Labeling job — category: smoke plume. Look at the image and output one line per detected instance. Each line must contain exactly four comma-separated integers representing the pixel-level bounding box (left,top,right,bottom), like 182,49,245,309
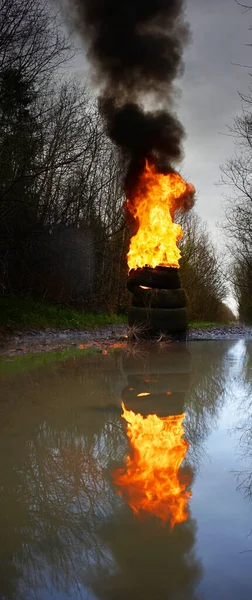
66,0,191,188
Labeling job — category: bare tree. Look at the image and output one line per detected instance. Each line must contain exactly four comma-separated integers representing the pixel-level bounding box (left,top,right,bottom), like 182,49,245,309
235,1,252,12
0,0,127,306
221,94,252,322
0,0,73,83
178,211,228,322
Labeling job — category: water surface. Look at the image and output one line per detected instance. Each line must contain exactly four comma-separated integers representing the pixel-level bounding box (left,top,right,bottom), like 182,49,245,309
0,340,252,600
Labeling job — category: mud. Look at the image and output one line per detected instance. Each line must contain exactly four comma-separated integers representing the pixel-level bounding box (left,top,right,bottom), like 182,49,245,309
0,323,252,357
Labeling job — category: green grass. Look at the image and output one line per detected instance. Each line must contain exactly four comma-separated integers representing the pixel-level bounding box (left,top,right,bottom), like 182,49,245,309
0,296,127,330
189,321,218,327
0,295,235,340
189,321,231,327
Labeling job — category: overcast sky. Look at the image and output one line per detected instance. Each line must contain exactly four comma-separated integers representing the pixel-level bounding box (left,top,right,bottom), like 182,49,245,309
178,0,251,248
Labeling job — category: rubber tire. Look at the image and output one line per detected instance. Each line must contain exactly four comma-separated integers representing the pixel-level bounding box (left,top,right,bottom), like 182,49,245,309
120,392,185,417
132,287,187,309
127,267,181,293
123,377,190,394
128,306,188,333
122,346,191,374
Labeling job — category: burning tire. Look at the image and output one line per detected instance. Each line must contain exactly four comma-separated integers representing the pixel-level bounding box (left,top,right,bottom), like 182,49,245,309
128,306,188,333
132,287,187,309
127,267,181,293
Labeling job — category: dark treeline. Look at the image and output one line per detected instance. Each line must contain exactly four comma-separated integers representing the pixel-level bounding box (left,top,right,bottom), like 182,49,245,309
179,212,231,323
0,0,233,322
0,0,128,312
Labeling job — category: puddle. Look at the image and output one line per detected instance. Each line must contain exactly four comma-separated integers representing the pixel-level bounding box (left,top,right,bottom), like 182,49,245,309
0,340,252,599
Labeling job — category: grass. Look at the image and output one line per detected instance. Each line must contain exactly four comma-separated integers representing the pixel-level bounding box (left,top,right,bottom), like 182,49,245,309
189,321,231,327
189,321,218,327
0,296,127,330
0,295,235,342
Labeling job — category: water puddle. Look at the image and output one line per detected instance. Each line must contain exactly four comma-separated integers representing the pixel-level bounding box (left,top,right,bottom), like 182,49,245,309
0,340,252,599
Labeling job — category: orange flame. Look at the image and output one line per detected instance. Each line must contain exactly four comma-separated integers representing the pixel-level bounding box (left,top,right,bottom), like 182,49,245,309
113,403,191,528
126,159,194,270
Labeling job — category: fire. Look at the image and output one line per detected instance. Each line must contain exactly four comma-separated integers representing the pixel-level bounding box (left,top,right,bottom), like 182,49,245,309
126,159,194,271
113,403,191,528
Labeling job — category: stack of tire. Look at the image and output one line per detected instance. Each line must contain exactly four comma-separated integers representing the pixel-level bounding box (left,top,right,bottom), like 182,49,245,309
127,266,188,338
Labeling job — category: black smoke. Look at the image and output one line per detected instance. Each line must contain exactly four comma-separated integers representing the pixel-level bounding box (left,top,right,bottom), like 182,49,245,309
67,0,191,184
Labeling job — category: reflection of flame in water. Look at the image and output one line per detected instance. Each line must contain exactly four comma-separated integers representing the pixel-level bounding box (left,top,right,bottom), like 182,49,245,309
113,403,191,528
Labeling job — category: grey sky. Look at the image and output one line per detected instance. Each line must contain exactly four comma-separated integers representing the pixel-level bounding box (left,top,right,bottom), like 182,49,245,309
178,0,251,248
